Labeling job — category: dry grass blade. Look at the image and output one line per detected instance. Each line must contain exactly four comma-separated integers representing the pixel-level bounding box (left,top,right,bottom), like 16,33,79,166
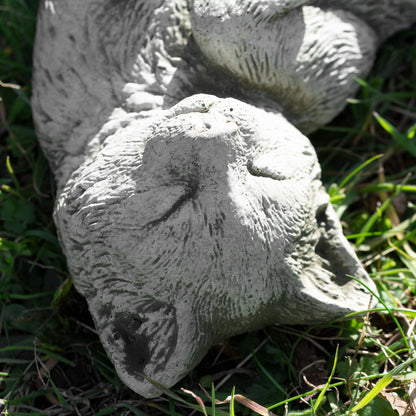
181,388,208,416
0,80,21,89
215,393,278,416
233,394,278,416
409,381,416,414
200,385,278,416
379,391,413,416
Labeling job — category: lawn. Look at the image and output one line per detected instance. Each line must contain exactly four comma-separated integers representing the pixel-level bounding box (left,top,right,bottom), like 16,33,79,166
1,1,416,415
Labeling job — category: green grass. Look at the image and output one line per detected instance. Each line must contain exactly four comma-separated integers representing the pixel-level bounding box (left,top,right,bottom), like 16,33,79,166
1,1,416,415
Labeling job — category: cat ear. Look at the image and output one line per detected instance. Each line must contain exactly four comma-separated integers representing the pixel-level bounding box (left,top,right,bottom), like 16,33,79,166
90,297,206,398
287,200,377,323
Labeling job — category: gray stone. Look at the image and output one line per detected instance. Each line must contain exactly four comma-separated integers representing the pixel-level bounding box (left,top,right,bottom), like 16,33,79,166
32,0,416,398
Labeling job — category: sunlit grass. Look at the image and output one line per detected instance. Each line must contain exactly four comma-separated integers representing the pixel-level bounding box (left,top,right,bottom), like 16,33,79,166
1,1,415,415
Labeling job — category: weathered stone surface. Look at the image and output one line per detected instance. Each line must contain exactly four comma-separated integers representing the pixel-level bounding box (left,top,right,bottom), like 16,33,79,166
32,0,416,398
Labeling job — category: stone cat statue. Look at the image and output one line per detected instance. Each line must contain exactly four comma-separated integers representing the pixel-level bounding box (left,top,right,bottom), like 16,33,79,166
32,0,416,397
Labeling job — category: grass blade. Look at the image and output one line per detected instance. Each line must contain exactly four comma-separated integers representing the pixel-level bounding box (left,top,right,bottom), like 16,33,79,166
338,154,383,190
43,374,70,409
352,357,416,412
230,387,236,416
211,383,216,416
312,345,338,415
347,275,410,351
116,402,153,416
351,373,393,412
355,192,399,247
252,353,287,395
374,112,416,157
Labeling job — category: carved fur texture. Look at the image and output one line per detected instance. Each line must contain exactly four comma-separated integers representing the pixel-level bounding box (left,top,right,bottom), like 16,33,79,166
32,0,416,397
